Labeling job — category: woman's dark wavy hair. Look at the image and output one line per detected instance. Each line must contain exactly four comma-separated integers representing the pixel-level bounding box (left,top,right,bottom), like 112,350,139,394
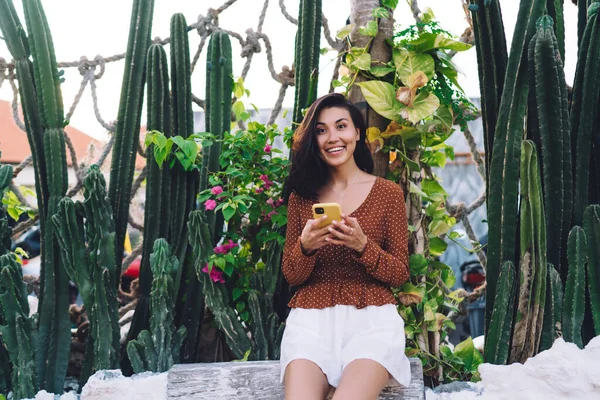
287,93,374,200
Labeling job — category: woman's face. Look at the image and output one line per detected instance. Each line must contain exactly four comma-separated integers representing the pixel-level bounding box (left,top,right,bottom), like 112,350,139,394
315,106,360,169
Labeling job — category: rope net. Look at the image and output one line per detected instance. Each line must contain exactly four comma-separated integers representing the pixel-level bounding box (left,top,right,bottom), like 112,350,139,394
0,0,486,275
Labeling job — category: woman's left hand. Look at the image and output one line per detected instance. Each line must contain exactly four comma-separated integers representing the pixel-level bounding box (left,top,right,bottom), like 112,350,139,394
326,214,367,254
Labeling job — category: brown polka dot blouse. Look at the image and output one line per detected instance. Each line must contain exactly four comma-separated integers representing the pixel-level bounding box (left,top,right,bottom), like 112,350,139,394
282,177,410,309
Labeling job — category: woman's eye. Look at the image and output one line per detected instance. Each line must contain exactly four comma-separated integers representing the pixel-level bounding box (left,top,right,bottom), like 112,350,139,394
316,128,326,134
337,124,346,130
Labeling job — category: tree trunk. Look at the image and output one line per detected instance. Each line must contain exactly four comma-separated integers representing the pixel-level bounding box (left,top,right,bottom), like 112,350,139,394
348,0,394,178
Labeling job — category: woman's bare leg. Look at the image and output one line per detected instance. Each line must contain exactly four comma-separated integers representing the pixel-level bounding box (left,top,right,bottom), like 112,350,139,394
331,359,390,400
284,359,331,400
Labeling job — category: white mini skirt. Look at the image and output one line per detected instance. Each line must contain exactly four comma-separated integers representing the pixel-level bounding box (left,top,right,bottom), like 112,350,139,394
279,304,411,388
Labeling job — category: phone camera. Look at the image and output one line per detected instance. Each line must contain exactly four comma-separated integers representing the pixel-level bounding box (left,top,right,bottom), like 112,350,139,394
315,207,324,214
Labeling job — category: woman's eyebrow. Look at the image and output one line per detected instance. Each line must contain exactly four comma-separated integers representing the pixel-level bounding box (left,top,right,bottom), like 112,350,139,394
316,118,349,125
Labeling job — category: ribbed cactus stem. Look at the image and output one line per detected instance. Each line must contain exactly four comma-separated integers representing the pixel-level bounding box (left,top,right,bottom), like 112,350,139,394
52,165,121,376
292,0,322,125
469,0,508,185
563,226,587,348
540,265,562,351
583,205,600,335
128,43,172,346
108,0,155,283
509,140,547,363
126,239,187,373
0,254,37,399
483,261,516,364
531,15,572,278
572,3,600,227
485,0,546,335
546,0,565,61
201,31,233,243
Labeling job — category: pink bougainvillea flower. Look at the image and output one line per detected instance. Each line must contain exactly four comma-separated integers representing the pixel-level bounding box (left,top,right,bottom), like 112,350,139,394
275,198,284,207
211,186,223,195
214,239,238,255
265,210,278,221
260,174,274,190
266,198,275,206
202,263,226,283
204,199,217,211
264,144,272,153
255,187,264,194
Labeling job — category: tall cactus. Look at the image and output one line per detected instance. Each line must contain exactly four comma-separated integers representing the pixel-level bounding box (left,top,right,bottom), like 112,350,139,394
292,0,322,125
563,226,587,348
578,0,594,46
539,265,563,351
483,261,516,365
169,13,204,362
201,32,233,243
530,15,572,279
0,164,12,394
51,165,121,377
469,0,508,186
108,0,155,282
510,140,547,363
485,0,546,335
0,254,37,400
583,205,600,335
571,3,600,227
546,0,565,61
127,239,187,373
127,43,172,351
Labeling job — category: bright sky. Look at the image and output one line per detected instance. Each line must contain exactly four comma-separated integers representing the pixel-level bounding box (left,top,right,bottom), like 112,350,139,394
0,0,580,141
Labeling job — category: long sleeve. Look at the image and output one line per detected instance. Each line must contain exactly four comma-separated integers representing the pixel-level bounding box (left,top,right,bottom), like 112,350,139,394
282,193,318,286
353,186,409,287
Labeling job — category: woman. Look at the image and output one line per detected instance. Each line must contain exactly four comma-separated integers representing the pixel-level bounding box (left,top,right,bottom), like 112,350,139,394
280,93,411,400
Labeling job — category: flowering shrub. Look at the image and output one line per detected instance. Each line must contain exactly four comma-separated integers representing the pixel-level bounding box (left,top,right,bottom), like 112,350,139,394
196,121,293,320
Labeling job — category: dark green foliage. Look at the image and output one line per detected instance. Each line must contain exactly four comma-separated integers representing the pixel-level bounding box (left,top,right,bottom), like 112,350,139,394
485,0,546,336
52,165,121,378
483,261,516,365
563,226,587,348
108,0,155,283
0,254,37,400
127,239,187,373
292,0,322,125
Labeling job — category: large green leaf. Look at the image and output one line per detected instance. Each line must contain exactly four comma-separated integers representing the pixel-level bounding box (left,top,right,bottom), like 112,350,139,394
409,32,473,52
357,81,404,120
400,91,440,124
393,48,435,85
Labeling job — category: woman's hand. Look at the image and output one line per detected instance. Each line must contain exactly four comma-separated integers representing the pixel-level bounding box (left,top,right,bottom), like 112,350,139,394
326,214,367,254
299,215,331,255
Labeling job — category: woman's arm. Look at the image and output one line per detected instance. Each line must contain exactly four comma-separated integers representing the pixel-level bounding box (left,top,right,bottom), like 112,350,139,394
281,193,319,286
354,187,409,287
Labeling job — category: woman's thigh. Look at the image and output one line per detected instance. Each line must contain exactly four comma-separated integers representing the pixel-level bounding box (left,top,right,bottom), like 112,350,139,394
284,359,331,400
332,358,390,400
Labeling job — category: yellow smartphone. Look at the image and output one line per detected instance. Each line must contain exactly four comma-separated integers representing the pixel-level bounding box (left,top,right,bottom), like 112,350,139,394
312,203,342,228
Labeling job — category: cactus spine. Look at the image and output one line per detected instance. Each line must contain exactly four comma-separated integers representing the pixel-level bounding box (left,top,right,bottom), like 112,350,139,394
0,254,37,400
583,205,600,335
108,0,155,282
469,0,508,185
127,239,186,373
485,0,546,335
201,32,233,242
484,261,516,364
540,265,563,351
509,140,547,363
292,0,322,125
563,226,587,348
571,3,600,227
530,15,572,278
51,165,121,377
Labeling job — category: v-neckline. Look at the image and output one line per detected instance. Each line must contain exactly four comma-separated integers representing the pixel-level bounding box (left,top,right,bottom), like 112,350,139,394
314,176,379,217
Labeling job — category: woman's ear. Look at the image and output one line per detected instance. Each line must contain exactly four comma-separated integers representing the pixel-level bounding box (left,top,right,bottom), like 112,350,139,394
356,129,360,141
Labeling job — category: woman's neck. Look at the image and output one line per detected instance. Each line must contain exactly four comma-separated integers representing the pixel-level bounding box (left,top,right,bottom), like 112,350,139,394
328,162,362,186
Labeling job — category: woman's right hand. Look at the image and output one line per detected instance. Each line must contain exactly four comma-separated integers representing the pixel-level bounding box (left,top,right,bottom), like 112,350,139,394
299,215,331,255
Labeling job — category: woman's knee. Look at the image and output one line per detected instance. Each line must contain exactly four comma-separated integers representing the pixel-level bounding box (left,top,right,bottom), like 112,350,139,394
284,359,330,399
